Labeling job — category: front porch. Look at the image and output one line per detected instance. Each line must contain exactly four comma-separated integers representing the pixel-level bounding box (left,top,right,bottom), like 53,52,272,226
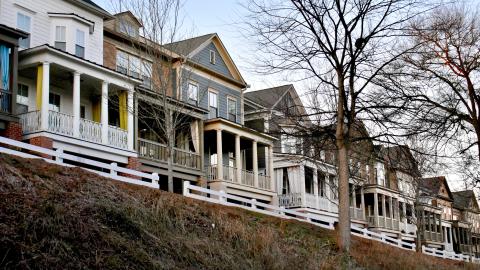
204,118,276,202
364,185,401,232
17,46,140,162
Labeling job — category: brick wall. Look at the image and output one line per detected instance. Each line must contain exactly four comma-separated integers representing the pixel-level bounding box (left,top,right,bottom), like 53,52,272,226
0,122,22,140
120,156,141,179
29,136,53,159
103,41,117,70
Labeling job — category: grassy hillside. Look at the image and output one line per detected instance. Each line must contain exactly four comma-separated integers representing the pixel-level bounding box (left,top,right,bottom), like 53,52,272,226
0,154,477,270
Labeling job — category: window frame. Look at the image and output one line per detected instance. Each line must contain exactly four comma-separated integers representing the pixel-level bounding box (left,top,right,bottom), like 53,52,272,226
227,96,237,122
17,12,31,49
208,89,218,118
75,29,85,58
187,81,199,104
48,92,61,112
54,26,66,51
209,50,216,64
116,50,129,75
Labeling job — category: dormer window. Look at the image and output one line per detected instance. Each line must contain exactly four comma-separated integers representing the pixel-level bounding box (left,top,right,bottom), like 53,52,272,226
119,19,138,37
55,26,66,51
209,50,216,64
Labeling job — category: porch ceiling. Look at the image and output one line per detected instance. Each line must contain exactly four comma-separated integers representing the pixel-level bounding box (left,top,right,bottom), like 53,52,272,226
204,118,276,146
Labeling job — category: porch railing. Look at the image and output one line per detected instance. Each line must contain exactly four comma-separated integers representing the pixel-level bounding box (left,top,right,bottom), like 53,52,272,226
258,174,271,190
368,216,400,231
19,110,129,150
205,165,271,190
19,110,40,134
48,111,74,136
108,125,128,149
138,138,201,170
278,193,339,213
0,89,12,114
79,118,102,143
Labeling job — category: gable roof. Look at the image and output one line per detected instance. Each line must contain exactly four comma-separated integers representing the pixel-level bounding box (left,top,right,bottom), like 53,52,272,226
452,190,479,211
113,11,143,27
165,33,247,87
420,176,454,201
379,145,420,177
245,85,292,109
165,33,215,56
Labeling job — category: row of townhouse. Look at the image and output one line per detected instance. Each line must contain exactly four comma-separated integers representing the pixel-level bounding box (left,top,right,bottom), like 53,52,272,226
244,84,480,257
0,0,478,258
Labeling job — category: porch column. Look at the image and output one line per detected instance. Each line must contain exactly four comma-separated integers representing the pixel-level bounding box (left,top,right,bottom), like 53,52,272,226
216,129,223,180
313,168,319,209
360,186,365,220
268,146,274,191
252,140,258,187
389,196,393,219
72,72,81,137
40,62,50,130
374,192,379,226
127,89,134,150
235,134,241,183
101,81,109,144
382,194,387,225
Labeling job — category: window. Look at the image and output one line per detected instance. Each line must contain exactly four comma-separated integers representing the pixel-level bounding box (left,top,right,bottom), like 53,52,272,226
116,51,128,74
16,83,28,114
208,91,218,118
318,172,326,197
49,93,60,112
329,174,337,199
55,26,66,51
80,105,86,119
209,50,216,64
75,29,85,58
227,97,236,122
129,55,141,79
119,19,138,37
282,168,289,195
142,61,152,88
187,82,198,104
17,13,31,48
281,134,296,154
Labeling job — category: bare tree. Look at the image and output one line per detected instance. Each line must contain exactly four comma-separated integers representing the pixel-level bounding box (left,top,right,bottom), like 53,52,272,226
108,0,205,192
385,6,480,160
245,0,428,252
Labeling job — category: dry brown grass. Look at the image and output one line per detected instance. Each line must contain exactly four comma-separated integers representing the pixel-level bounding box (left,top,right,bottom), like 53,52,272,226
0,154,478,270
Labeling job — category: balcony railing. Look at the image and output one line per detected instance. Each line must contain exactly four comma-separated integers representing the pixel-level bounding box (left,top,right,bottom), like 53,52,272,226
423,230,442,243
368,216,400,231
0,89,12,114
205,165,272,190
19,110,129,150
278,193,341,214
400,222,417,235
138,138,201,170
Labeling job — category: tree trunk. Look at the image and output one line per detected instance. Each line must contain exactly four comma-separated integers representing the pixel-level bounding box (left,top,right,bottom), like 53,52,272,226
166,109,174,192
336,73,351,253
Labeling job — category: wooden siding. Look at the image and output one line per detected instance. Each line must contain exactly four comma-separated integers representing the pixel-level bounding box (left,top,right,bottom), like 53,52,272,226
191,42,234,79
181,70,242,124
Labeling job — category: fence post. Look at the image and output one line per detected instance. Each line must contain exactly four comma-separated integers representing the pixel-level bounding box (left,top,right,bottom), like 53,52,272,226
55,148,63,164
183,180,190,196
110,162,117,176
152,173,159,189
251,199,257,209
306,213,312,222
219,190,226,204
279,206,285,216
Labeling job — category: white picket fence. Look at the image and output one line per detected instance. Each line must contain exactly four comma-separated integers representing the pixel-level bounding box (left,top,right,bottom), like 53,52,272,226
0,135,477,264
0,136,159,189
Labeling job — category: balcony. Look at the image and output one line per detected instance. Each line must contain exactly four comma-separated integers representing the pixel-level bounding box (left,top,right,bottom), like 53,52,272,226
205,165,272,191
138,138,201,170
278,193,340,213
19,110,128,150
0,89,12,114
422,230,442,243
399,222,417,235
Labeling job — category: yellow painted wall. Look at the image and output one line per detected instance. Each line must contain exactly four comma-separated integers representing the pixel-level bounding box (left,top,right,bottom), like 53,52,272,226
119,91,127,130
36,65,43,109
